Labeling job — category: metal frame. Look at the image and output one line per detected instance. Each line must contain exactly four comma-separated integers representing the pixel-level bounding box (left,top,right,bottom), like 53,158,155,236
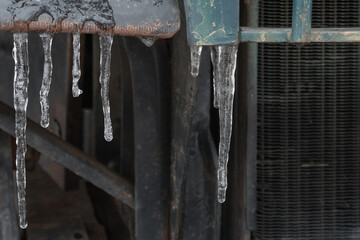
0,101,135,209
186,0,360,45
242,0,360,237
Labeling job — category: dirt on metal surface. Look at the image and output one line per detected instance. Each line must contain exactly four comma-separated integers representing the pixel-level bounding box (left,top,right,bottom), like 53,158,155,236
0,0,180,37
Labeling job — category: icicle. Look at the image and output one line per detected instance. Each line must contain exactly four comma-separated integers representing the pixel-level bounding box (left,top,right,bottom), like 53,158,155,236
190,45,202,77
99,33,114,142
72,32,83,97
138,36,157,47
39,32,54,128
211,47,221,109
210,45,238,203
12,32,29,229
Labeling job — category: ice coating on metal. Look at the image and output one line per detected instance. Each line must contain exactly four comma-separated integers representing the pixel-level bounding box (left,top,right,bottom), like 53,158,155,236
138,36,157,47
72,32,82,97
210,45,238,203
190,45,202,77
39,32,54,128
99,33,113,142
7,0,115,29
12,32,29,229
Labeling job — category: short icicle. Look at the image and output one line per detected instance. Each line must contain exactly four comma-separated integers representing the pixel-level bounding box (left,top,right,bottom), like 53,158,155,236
99,33,114,142
12,32,30,229
72,32,83,97
210,45,238,203
138,36,157,47
190,45,202,77
39,32,54,128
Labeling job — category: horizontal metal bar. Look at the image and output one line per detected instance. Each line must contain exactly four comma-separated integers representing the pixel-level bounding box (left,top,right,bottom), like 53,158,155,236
0,0,180,37
239,27,360,43
0,101,135,209
0,20,179,38
291,0,312,42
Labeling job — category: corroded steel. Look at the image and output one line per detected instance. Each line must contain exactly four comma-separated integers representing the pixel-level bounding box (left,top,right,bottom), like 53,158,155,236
291,0,312,42
0,0,180,38
183,0,239,45
240,27,360,43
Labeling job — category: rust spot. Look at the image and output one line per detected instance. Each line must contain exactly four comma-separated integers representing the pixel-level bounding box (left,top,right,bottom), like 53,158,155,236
0,18,180,38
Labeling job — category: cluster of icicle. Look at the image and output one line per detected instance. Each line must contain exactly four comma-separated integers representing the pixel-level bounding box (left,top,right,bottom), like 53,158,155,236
12,31,117,229
190,44,238,203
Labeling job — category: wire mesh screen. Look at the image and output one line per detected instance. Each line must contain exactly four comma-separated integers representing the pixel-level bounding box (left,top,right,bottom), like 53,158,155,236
255,1,360,239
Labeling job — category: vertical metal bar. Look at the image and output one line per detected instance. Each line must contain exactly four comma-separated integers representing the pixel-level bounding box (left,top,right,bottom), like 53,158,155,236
291,0,313,42
123,38,171,240
245,0,259,232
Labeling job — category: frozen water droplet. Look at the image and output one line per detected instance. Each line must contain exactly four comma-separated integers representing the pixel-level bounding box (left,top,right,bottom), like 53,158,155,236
190,45,202,77
210,45,238,203
72,33,83,97
39,32,54,128
12,32,29,229
99,33,113,142
138,37,157,47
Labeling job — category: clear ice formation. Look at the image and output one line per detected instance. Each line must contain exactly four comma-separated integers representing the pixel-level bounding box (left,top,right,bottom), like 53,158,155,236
99,34,114,142
72,33,82,97
190,45,202,77
138,36,158,47
39,32,54,128
210,45,238,203
12,32,29,229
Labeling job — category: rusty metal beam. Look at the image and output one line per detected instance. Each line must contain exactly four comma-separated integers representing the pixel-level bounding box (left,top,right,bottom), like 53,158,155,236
0,0,180,38
0,101,135,209
239,27,360,43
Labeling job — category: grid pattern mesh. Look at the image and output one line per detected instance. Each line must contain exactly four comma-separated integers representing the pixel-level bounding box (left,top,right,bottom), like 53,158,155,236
255,1,360,239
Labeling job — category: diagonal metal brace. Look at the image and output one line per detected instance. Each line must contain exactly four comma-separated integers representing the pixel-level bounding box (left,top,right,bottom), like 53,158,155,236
0,101,135,209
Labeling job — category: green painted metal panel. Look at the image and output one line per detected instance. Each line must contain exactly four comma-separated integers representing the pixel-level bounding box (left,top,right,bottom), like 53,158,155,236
184,0,239,45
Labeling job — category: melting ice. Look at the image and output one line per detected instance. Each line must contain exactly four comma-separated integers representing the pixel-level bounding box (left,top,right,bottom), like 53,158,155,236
138,36,157,47
12,32,29,229
39,32,54,128
99,34,114,142
210,45,238,203
72,33,82,97
190,45,202,77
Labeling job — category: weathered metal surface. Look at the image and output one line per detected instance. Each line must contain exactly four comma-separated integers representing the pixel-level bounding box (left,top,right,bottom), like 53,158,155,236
0,131,20,240
28,220,90,240
183,0,239,45
26,167,106,239
0,101,135,209
123,37,171,240
170,3,221,239
239,27,360,42
291,0,312,42
244,0,258,232
0,0,180,37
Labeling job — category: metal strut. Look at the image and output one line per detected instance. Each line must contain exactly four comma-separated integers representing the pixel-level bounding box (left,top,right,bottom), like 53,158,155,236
0,101,135,209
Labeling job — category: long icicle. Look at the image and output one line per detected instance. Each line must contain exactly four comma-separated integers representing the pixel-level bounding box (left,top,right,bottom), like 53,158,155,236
190,45,202,77
72,32,83,97
99,33,114,142
12,32,29,229
210,45,238,203
39,32,54,128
